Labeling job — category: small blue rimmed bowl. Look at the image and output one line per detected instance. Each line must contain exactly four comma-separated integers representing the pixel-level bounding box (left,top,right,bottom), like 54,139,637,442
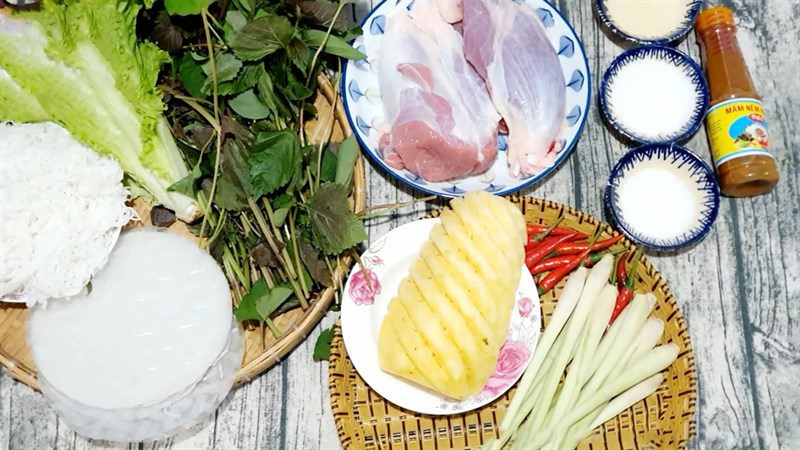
600,45,709,144
605,144,719,251
595,0,703,45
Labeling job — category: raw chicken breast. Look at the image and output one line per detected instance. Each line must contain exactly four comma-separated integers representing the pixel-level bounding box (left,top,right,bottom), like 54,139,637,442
463,0,566,177
378,2,500,182
436,0,463,23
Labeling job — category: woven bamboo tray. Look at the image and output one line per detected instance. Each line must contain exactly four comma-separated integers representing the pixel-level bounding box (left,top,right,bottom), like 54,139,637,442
0,74,366,390
329,195,697,450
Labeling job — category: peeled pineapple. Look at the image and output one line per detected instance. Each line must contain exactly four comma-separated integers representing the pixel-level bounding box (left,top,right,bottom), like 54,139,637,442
378,192,526,399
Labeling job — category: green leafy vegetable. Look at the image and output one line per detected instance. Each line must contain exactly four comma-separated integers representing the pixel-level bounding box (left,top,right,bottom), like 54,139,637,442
231,15,295,61
0,0,200,220
320,146,338,182
249,131,302,196
313,327,334,361
256,284,293,319
299,240,332,286
165,0,213,16
234,280,267,322
202,53,242,92
213,140,253,211
303,29,367,60
230,89,270,120
215,64,262,96
335,134,359,186
136,0,369,344
178,54,208,98
235,279,293,323
223,10,247,42
168,165,202,196
284,70,314,100
307,183,368,255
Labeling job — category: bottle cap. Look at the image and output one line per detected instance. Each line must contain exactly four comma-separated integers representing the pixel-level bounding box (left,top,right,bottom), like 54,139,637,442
695,6,735,33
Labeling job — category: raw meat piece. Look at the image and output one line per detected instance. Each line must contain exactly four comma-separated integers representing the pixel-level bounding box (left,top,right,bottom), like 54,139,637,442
436,0,463,23
378,2,500,182
463,0,567,177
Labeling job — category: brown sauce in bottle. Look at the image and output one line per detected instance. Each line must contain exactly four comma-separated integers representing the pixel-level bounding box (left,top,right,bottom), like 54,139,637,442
695,7,779,197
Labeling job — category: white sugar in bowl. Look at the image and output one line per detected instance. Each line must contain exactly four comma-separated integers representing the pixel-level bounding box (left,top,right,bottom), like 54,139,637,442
605,144,720,250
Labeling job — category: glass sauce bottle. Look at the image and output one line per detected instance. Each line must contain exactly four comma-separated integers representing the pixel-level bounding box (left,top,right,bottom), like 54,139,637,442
695,7,779,197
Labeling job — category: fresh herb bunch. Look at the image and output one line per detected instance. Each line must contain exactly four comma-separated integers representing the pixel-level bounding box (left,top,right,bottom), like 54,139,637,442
142,0,367,339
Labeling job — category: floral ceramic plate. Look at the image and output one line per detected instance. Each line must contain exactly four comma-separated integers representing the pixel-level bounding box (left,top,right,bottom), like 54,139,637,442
341,0,590,197
340,219,540,415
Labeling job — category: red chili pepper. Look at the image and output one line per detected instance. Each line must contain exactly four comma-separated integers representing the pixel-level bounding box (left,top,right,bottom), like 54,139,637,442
525,233,578,268
527,216,565,243
615,251,630,290
553,235,624,255
537,228,601,294
608,248,643,326
529,249,624,274
526,224,588,240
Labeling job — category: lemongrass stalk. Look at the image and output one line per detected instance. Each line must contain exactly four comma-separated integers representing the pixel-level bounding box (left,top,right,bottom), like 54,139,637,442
505,326,571,448
545,375,664,450
496,267,589,445
609,317,664,382
575,284,618,386
579,300,629,385
526,342,677,450
523,256,616,433
563,344,678,428
511,307,587,445
577,293,656,403
590,373,664,429
544,284,618,429
558,405,605,450
628,318,665,365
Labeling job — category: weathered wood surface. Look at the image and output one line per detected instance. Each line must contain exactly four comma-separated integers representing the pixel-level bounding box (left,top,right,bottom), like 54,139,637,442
1,0,798,449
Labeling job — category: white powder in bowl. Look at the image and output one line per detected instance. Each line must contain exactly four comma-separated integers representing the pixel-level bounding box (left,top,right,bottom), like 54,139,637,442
605,0,692,39
617,167,700,240
606,57,698,141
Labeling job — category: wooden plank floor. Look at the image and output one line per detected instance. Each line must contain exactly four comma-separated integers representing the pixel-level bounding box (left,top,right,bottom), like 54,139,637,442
1,0,798,448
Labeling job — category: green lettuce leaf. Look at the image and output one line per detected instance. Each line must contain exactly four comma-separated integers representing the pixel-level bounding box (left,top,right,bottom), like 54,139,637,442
0,0,199,220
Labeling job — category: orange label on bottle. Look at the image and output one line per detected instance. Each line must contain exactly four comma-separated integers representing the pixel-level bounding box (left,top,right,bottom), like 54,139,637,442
706,99,773,167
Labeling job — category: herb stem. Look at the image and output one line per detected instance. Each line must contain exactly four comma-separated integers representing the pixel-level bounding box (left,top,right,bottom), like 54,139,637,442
265,318,281,338
223,245,247,286
164,88,220,131
358,195,437,219
247,197,306,303
206,208,228,247
350,248,373,292
298,0,348,146
305,166,315,195
313,98,337,190
198,8,223,242
261,268,277,289
182,43,228,50
261,198,285,245
288,210,310,307
248,198,292,275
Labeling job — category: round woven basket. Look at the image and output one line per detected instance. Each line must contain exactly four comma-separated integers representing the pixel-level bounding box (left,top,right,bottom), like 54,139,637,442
0,74,366,390
328,195,697,450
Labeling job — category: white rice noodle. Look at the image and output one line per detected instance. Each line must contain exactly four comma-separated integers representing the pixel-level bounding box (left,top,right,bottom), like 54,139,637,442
0,121,135,304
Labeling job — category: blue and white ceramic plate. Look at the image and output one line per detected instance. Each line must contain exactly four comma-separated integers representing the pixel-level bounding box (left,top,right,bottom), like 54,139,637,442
342,0,590,197
605,144,719,251
600,45,709,144
595,0,703,44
